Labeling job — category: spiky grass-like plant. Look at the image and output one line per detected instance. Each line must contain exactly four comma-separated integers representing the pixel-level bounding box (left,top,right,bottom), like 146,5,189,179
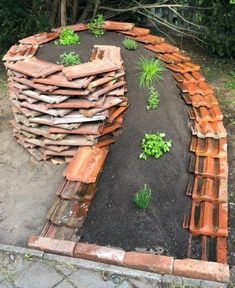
137,57,164,88
122,38,138,50
58,52,81,67
133,184,151,210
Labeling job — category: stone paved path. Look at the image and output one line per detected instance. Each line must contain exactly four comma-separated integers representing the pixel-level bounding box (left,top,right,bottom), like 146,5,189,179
0,244,228,288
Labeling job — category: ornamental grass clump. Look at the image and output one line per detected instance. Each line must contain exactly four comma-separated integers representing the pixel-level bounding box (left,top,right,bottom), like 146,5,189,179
146,87,159,110
137,57,164,88
58,52,81,67
88,14,105,37
140,133,172,160
122,38,138,50
55,28,80,45
133,184,151,210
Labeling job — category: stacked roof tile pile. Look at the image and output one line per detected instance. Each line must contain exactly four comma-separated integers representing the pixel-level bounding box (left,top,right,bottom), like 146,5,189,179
4,42,128,163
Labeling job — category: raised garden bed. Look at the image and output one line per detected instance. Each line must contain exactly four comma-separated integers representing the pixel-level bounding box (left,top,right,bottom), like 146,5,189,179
2,20,229,284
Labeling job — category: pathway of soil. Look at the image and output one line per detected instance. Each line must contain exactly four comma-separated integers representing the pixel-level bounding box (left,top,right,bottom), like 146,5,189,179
37,31,191,259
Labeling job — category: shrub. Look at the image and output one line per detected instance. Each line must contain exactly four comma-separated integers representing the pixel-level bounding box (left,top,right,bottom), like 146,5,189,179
88,14,105,37
133,184,151,210
146,87,159,110
137,57,164,88
140,133,172,160
55,28,80,45
122,38,138,50
58,52,81,66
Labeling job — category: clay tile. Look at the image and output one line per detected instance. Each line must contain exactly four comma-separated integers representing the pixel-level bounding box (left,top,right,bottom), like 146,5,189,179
64,147,109,183
19,32,59,45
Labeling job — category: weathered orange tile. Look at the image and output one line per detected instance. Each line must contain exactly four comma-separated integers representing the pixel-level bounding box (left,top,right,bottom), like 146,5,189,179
64,147,108,183
13,76,58,92
95,138,116,148
5,57,62,78
167,62,200,73
188,106,223,122
19,32,59,45
190,155,228,178
156,52,191,64
145,43,178,53
191,121,227,139
52,23,88,33
173,72,204,84
124,252,173,274
135,35,165,45
182,93,218,108
189,201,228,237
120,27,150,37
2,44,38,62
62,59,119,80
74,243,125,265
103,21,134,31
217,237,227,264
187,175,227,203
178,81,212,95
173,259,229,282
190,136,227,158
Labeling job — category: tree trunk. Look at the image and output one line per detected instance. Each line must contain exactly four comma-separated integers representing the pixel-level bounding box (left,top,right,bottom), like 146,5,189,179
51,0,60,27
92,0,100,19
72,0,78,23
80,0,93,21
61,0,67,26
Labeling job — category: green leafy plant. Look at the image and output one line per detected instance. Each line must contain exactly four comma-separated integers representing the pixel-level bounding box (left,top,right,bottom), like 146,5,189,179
55,28,80,45
88,14,105,37
122,38,137,50
133,184,151,210
146,87,159,110
140,133,172,160
137,57,164,88
58,52,81,66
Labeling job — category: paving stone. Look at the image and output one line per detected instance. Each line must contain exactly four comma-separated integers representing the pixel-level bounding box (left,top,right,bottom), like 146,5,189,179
69,269,117,288
14,261,63,288
55,279,75,288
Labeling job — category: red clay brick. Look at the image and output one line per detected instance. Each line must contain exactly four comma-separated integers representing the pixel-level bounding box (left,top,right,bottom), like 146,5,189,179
123,252,173,274
74,243,125,265
173,259,230,282
217,237,228,264
28,236,76,256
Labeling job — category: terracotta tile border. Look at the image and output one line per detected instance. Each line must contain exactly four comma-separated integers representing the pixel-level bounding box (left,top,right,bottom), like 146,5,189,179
3,20,229,283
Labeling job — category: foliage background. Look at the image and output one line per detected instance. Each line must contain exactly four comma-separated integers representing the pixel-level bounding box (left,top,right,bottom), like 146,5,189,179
0,0,234,57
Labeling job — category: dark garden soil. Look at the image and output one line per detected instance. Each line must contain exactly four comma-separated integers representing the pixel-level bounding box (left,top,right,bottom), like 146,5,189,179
37,31,192,259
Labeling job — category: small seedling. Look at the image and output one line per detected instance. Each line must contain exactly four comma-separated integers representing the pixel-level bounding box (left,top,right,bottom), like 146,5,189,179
55,28,80,45
146,87,159,110
137,57,164,88
58,52,81,66
122,38,137,50
133,184,151,210
140,133,172,160
88,14,105,37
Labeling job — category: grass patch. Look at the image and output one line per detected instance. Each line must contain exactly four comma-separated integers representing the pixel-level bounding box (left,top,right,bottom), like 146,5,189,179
146,87,159,110
122,38,137,50
133,184,151,210
55,28,80,46
140,133,172,160
88,14,105,37
137,57,164,88
58,52,81,67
